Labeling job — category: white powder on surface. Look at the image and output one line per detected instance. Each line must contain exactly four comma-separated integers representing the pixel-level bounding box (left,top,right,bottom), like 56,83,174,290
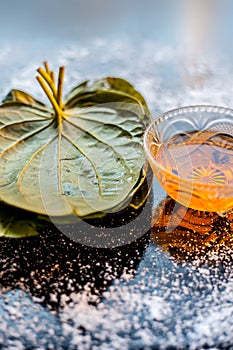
0,38,233,350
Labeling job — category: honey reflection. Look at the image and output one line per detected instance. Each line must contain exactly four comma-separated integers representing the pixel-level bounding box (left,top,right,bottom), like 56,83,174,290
151,197,233,261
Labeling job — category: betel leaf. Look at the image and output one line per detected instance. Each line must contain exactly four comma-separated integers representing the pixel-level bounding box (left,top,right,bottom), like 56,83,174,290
65,77,151,126
0,202,48,238
3,89,47,109
0,62,152,219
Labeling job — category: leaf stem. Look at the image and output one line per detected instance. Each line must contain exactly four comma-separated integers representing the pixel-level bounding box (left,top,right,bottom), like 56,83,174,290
36,76,62,118
37,67,57,98
43,62,56,85
57,66,65,110
36,63,65,129
51,71,56,86
44,61,51,75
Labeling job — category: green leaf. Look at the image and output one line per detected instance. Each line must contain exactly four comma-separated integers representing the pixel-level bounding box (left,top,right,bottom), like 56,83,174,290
65,77,151,126
0,202,48,238
0,66,152,219
2,89,47,109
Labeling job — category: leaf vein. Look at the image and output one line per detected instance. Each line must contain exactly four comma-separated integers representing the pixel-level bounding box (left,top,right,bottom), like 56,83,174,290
69,114,133,137
62,132,103,196
17,134,58,194
65,118,131,171
0,118,51,131
0,119,55,158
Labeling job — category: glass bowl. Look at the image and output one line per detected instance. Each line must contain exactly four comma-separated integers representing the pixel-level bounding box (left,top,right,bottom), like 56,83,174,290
143,105,233,214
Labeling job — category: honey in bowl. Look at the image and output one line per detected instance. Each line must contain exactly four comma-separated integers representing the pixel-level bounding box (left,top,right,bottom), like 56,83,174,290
152,130,233,212
144,106,233,214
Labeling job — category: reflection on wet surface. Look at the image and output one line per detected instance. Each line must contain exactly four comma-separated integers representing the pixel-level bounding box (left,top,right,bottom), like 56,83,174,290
0,207,151,310
0,199,151,348
151,196,233,261
1,3,233,344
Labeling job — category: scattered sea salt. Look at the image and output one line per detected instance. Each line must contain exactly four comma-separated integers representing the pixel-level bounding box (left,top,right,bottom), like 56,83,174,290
0,37,233,349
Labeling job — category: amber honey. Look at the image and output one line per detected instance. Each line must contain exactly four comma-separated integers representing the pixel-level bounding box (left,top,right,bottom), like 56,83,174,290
152,130,233,212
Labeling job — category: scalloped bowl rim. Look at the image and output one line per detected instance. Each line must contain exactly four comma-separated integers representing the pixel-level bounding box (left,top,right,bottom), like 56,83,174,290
143,104,233,190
